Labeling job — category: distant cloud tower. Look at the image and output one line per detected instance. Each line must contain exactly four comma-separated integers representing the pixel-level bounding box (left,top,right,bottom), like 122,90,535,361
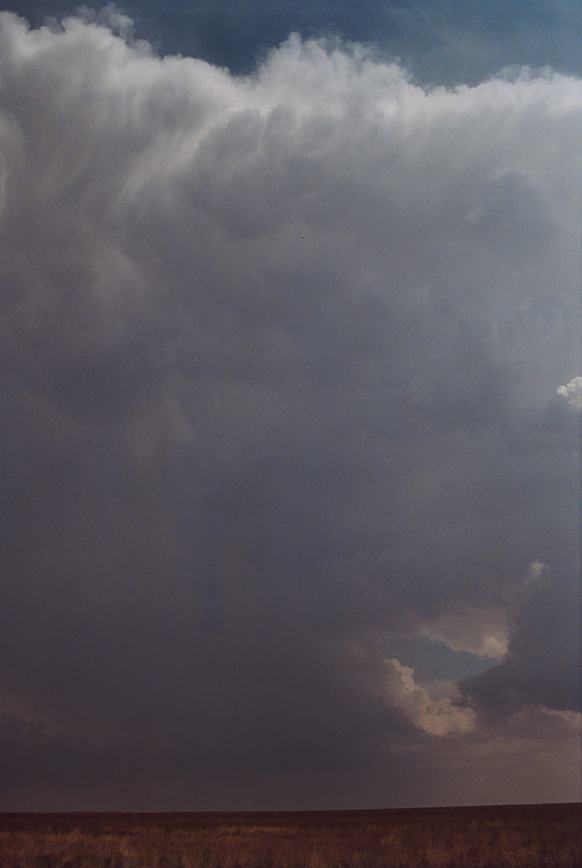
557,376,582,411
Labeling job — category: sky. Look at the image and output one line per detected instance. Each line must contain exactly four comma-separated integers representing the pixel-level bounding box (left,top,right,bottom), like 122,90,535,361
0,1,580,810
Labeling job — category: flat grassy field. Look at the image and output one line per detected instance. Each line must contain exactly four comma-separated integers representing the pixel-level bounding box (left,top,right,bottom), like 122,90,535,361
0,803,580,867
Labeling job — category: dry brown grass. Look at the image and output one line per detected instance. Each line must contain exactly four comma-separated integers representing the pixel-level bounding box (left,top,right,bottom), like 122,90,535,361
0,803,580,867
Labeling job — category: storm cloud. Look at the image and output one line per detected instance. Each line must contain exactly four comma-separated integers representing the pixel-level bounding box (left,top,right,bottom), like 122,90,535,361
6,0,582,83
0,10,580,808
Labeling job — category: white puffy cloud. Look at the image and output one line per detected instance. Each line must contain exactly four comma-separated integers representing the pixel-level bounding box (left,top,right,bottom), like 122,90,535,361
385,658,476,736
557,376,582,410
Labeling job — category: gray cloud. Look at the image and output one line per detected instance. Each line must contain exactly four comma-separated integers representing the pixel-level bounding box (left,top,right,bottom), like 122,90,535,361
0,12,580,807
461,562,581,719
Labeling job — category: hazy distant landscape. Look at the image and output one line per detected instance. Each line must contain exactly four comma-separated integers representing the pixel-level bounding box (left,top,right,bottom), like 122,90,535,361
1,804,580,867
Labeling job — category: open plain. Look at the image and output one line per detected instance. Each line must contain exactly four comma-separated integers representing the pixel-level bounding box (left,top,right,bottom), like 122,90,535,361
0,803,580,867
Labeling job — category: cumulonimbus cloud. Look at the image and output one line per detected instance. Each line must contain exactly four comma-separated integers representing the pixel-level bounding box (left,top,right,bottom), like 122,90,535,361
0,10,580,807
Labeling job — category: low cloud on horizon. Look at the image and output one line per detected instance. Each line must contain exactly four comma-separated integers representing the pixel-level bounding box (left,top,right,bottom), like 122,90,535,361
0,9,580,809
